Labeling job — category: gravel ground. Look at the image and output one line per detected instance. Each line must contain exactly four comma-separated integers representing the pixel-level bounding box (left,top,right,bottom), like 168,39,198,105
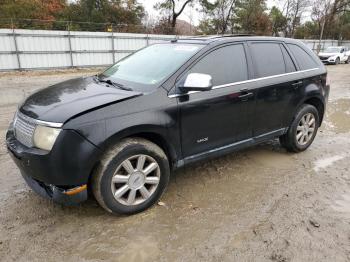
0,65,349,262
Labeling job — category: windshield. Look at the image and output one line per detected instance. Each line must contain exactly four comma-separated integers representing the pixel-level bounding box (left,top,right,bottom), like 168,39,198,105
100,43,203,91
324,47,341,53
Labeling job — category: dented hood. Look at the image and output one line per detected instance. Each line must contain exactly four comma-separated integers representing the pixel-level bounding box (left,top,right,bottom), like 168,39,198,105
20,76,142,123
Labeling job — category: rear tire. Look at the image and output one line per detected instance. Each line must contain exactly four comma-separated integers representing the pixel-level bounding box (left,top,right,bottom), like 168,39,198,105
279,104,319,153
92,138,170,215
345,56,350,64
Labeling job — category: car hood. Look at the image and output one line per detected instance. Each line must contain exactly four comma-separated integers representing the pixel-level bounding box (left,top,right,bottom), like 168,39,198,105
20,76,142,123
318,52,338,57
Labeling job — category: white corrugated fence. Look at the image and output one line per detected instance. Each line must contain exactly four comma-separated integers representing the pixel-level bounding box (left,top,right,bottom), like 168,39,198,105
1,29,350,71
0,29,177,71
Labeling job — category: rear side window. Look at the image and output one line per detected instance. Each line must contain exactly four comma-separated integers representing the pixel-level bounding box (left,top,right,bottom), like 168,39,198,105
287,44,318,70
188,44,248,86
250,43,286,77
281,45,296,73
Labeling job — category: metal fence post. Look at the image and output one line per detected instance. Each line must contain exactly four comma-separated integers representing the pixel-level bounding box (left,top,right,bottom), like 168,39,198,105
111,31,115,63
67,22,74,68
12,27,22,71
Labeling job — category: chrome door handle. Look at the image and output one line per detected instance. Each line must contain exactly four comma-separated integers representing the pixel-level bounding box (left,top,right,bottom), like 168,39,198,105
292,81,303,88
238,90,254,101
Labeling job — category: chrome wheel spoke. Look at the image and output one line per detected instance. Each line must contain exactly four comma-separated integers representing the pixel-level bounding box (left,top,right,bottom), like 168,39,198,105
297,125,303,131
308,117,315,126
307,133,313,140
145,176,160,185
296,132,303,140
127,189,137,205
136,155,146,171
122,159,134,174
143,162,157,175
114,184,129,199
301,135,307,143
305,113,311,124
112,174,129,183
139,186,150,199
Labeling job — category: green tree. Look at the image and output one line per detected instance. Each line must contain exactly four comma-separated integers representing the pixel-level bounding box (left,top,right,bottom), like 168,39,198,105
294,21,319,38
269,6,287,36
0,0,67,29
199,0,238,34
235,0,271,35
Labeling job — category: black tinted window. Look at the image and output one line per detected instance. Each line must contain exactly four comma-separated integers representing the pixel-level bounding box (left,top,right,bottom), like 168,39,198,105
189,44,248,86
251,43,285,77
287,44,318,70
281,45,296,73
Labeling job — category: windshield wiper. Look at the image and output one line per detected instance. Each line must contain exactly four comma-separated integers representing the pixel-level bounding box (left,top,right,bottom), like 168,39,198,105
93,75,133,91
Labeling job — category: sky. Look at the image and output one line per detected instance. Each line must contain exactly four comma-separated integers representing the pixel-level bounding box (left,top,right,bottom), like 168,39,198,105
139,0,283,26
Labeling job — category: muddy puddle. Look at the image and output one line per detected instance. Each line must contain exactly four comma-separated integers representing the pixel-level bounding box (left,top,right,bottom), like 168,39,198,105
324,99,350,133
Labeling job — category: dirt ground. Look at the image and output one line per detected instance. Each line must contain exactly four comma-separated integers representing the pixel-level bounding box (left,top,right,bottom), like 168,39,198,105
0,65,349,262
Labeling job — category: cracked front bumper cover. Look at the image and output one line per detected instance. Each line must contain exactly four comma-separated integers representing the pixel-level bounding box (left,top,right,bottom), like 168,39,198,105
22,172,88,205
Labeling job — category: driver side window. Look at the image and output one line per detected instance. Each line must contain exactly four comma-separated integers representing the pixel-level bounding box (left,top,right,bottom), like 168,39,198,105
187,44,248,86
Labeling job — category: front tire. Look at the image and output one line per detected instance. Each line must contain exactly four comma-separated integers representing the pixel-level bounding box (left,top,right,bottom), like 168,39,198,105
335,57,340,65
279,104,319,153
92,138,170,215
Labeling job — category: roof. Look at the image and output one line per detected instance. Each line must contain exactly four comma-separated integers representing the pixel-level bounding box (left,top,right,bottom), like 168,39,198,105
175,35,293,44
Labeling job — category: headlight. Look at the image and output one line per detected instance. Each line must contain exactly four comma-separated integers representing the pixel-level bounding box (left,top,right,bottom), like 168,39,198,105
33,125,61,151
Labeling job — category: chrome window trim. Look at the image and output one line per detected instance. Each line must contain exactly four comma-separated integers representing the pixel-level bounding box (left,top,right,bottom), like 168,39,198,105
16,111,63,128
168,68,319,98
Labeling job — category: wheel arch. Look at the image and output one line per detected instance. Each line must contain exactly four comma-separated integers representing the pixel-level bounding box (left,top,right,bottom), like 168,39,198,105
303,97,325,126
99,125,179,171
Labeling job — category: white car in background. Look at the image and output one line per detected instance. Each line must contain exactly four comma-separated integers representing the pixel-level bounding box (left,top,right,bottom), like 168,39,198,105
318,46,350,65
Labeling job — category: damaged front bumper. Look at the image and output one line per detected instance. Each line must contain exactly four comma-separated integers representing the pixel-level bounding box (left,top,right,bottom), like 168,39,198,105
22,172,88,205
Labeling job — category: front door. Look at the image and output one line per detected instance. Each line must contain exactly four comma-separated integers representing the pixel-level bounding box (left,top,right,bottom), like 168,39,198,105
177,43,255,158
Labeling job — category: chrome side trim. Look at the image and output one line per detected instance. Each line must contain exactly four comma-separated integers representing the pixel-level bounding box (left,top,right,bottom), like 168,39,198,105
182,128,286,163
17,111,63,128
185,138,252,161
168,68,319,98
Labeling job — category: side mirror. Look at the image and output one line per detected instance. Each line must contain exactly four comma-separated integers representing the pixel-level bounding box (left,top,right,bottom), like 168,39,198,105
179,73,213,92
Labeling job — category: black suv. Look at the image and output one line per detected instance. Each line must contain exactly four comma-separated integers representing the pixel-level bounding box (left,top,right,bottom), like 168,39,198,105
6,36,329,215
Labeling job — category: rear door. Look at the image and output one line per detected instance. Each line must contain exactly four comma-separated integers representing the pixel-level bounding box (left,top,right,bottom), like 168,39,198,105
248,41,299,137
177,43,255,158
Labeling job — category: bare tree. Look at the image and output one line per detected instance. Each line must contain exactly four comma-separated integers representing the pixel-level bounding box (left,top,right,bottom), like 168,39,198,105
200,0,238,34
155,0,194,32
280,0,311,37
312,0,350,50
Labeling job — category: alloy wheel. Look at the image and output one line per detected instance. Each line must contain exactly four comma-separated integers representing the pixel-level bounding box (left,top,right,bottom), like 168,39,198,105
296,113,316,146
111,154,160,206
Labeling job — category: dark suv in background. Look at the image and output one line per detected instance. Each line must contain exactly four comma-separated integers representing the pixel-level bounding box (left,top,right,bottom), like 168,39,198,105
6,36,329,215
